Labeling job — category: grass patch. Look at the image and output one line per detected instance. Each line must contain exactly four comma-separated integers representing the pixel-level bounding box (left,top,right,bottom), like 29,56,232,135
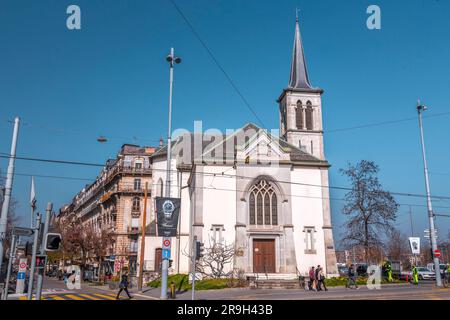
324,276,402,287
147,274,240,291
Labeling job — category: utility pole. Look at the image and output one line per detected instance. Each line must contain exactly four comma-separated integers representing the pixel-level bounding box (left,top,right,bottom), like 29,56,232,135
35,202,52,300
0,117,20,275
161,47,181,300
138,182,148,292
2,234,16,300
27,213,41,300
417,101,442,287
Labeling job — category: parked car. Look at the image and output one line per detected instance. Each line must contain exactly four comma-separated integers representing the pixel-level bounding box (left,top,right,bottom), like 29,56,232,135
356,264,368,276
338,266,349,277
416,267,436,280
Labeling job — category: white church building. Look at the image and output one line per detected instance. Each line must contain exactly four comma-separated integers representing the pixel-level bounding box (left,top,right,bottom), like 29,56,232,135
139,17,338,278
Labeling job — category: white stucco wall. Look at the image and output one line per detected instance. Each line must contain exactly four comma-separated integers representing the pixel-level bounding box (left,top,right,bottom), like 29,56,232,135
290,167,327,275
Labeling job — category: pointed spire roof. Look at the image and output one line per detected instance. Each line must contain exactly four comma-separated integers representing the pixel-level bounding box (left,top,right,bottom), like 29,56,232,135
288,14,312,89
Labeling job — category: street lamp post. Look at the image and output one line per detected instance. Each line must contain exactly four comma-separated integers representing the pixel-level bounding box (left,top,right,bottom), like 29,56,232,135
161,47,181,300
416,101,442,287
0,117,20,276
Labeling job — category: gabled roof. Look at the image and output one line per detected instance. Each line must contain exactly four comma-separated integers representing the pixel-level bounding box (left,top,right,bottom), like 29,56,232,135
151,123,328,166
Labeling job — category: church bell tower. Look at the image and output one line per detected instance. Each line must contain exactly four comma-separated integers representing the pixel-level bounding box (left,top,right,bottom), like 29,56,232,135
278,15,326,160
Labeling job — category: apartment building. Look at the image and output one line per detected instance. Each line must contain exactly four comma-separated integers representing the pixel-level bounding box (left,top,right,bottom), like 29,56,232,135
58,144,156,274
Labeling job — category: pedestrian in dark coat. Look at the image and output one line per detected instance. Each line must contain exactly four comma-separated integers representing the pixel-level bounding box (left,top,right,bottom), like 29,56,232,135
116,271,133,299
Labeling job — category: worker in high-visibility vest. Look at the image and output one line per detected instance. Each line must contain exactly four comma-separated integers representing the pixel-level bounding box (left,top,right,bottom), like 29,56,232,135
412,265,419,285
385,261,393,282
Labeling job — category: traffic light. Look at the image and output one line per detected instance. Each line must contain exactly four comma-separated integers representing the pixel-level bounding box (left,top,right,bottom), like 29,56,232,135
44,233,62,251
169,259,173,268
195,241,204,260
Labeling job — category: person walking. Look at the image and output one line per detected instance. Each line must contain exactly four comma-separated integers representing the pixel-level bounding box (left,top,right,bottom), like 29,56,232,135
318,267,328,291
346,264,358,289
308,266,316,291
116,270,133,299
315,265,322,291
412,265,419,286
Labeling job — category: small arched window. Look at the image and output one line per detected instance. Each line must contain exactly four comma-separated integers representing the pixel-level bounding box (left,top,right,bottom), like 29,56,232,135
248,179,278,226
132,197,141,212
295,100,303,129
305,101,313,130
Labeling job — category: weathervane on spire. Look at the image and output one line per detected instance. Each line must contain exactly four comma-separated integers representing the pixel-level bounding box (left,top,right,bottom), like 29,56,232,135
295,7,299,22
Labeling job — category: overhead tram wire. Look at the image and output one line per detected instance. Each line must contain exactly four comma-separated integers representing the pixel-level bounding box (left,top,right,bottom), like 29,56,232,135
169,0,267,129
3,153,450,205
324,110,450,134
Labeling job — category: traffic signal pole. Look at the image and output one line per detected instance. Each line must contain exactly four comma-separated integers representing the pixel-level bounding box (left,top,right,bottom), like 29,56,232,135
35,202,52,300
417,102,442,287
27,213,41,300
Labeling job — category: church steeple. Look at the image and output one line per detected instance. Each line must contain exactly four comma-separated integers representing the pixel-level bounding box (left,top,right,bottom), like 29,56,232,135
278,13,326,160
288,14,312,90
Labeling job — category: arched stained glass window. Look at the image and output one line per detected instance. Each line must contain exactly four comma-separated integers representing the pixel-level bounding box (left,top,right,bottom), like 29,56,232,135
248,179,278,226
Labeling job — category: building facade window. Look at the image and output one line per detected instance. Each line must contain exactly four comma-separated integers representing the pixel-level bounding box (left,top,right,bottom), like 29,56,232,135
211,225,224,244
156,179,163,197
305,101,313,130
304,226,316,254
134,178,141,191
248,179,278,226
132,197,141,212
295,100,303,129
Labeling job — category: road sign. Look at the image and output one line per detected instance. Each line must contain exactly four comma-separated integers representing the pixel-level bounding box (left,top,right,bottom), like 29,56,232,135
434,250,441,258
12,227,34,237
16,258,28,294
162,249,171,259
163,238,171,249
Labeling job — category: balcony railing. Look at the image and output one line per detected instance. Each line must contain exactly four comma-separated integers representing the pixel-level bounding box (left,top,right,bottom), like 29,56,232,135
127,226,142,234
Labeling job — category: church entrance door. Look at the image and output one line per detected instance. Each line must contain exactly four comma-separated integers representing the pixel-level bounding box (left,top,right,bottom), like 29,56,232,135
253,239,276,273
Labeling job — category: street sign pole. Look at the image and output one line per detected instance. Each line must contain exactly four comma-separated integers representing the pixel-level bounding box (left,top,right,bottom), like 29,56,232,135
2,234,16,300
35,202,52,300
0,117,20,274
417,102,442,287
16,258,27,294
27,213,42,300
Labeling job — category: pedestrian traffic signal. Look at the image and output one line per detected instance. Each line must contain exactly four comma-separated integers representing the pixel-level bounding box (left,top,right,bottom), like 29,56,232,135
169,259,173,268
195,241,204,260
44,233,62,251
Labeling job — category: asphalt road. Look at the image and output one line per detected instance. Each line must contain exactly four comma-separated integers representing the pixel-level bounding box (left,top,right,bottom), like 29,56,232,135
10,277,450,300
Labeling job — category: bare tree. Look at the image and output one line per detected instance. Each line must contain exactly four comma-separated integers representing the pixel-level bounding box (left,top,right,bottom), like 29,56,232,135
197,241,236,279
340,160,399,263
385,228,410,266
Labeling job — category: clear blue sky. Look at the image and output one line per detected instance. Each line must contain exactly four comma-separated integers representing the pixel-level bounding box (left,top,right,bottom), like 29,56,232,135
1,0,449,247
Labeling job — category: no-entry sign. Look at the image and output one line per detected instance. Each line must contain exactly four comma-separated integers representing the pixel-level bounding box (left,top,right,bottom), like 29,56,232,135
434,250,441,258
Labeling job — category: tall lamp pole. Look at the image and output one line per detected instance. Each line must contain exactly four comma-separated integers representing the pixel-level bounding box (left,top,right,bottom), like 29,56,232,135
0,117,20,276
417,101,442,287
161,47,181,300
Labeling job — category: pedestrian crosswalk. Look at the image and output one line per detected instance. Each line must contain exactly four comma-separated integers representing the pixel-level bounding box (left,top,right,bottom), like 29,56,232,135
18,292,119,300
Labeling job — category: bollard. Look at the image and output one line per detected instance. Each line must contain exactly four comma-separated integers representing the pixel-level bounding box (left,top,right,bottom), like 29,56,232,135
170,281,176,299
